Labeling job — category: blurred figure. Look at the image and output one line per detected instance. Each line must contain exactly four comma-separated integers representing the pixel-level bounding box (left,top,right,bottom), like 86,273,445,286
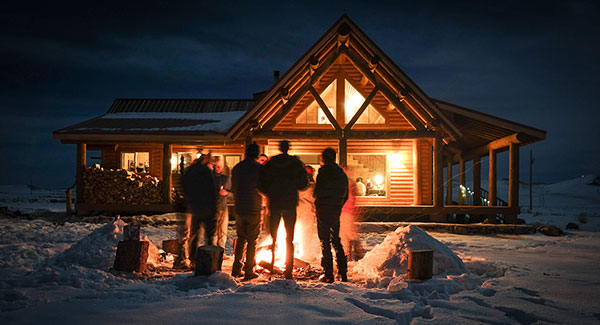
295,165,321,263
314,148,348,283
258,140,308,279
180,153,217,268
257,153,270,232
231,143,263,280
341,174,365,261
355,177,366,196
212,156,232,249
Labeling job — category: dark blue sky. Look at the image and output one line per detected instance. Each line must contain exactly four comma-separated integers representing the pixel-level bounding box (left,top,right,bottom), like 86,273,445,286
1,0,599,188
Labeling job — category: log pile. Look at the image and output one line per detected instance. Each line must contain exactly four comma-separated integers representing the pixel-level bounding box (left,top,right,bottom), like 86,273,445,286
83,165,164,204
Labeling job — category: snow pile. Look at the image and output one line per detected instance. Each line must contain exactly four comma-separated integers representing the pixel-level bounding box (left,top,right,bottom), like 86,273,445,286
353,225,467,279
53,218,126,269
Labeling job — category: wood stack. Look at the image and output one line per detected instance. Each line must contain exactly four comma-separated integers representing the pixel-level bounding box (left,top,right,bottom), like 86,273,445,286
82,165,164,204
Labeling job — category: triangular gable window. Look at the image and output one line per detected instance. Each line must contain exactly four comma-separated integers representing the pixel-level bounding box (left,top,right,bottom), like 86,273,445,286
296,81,336,124
345,80,385,124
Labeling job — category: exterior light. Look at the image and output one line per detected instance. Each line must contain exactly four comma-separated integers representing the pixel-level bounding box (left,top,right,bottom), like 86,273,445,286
374,174,384,186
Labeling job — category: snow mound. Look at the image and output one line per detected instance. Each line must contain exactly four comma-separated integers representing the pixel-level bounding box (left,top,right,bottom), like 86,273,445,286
353,225,466,278
53,219,126,269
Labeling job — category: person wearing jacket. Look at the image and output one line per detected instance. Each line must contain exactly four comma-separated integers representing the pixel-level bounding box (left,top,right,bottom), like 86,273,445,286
180,153,217,268
314,148,349,283
231,143,263,280
258,140,308,279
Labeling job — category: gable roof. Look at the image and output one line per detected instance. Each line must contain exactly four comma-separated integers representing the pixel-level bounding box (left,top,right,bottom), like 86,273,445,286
227,15,463,141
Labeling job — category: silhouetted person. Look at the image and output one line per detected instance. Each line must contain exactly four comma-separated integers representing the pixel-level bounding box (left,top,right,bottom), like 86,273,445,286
314,148,348,283
258,140,308,279
231,143,263,280
180,153,217,268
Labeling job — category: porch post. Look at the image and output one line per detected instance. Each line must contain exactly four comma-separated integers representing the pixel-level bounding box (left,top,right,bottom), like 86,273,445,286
446,161,453,205
507,142,520,224
76,143,86,204
162,143,172,204
459,159,466,205
488,148,497,206
339,136,347,168
433,137,443,207
473,157,481,205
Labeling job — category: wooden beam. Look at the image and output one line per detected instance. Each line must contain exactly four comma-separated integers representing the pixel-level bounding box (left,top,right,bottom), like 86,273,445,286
459,159,466,205
454,132,528,162
76,143,86,204
508,142,520,208
473,157,481,205
254,130,340,139
339,137,347,168
262,47,341,131
162,143,172,204
446,161,453,205
341,46,426,131
488,148,497,207
309,86,341,131
336,69,345,126
345,87,378,130
254,130,436,140
433,137,443,208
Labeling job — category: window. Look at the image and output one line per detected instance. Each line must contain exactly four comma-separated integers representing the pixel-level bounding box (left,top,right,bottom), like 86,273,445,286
224,155,241,174
121,152,150,173
348,154,386,197
345,80,384,124
296,81,336,124
171,152,195,173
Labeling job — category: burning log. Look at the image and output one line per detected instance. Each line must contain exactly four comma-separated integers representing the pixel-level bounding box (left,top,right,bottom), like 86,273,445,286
82,165,164,205
194,245,224,276
162,238,186,255
114,240,150,273
407,249,433,280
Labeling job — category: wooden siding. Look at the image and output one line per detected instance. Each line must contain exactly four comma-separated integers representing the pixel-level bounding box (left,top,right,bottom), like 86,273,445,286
266,140,338,156
418,139,433,205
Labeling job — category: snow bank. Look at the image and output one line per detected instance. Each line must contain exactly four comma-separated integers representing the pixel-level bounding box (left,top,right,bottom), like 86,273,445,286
353,225,467,278
53,218,126,269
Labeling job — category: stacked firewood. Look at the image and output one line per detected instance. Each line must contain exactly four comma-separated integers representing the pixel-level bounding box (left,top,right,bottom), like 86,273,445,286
83,165,163,204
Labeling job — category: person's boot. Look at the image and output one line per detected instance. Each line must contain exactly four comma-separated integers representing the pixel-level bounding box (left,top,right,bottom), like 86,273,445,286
243,270,259,281
319,273,334,283
337,254,348,282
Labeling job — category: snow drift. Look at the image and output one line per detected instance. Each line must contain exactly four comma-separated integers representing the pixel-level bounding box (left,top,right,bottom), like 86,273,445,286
353,225,467,278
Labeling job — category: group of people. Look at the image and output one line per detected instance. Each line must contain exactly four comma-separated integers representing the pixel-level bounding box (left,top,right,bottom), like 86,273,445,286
181,140,350,283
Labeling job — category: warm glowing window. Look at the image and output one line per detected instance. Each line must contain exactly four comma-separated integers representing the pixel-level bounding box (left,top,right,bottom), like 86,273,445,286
345,80,384,124
171,152,195,172
348,154,386,197
296,81,336,124
121,152,149,173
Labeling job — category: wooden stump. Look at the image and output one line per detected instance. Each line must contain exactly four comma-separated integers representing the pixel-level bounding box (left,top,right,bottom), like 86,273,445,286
407,249,433,280
114,240,149,273
162,238,186,255
194,245,224,276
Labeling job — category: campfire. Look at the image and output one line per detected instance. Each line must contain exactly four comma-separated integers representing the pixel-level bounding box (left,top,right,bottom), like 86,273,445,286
254,217,322,276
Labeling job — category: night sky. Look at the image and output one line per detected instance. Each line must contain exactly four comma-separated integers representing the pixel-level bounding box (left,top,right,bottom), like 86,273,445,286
2,0,599,188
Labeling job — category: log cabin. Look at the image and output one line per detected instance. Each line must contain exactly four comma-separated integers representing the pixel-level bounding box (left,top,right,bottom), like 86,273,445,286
53,15,546,222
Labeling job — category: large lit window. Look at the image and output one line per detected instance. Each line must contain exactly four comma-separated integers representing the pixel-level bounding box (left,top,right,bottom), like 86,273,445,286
348,154,386,197
296,81,336,124
345,80,384,124
121,152,150,173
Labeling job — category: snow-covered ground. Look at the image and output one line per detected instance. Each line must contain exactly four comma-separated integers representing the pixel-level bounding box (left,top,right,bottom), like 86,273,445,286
0,176,599,324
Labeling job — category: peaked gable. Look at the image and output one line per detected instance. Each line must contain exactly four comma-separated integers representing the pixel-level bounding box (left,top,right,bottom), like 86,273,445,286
227,15,461,141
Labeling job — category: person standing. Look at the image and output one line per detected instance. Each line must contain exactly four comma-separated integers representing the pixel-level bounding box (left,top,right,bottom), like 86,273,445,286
258,140,308,279
314,148,349,283
212,156,231,249
180,153,217,268
231,143,263,280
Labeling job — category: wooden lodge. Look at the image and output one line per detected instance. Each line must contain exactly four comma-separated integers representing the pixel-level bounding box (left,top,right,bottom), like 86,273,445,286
53,16,546,222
